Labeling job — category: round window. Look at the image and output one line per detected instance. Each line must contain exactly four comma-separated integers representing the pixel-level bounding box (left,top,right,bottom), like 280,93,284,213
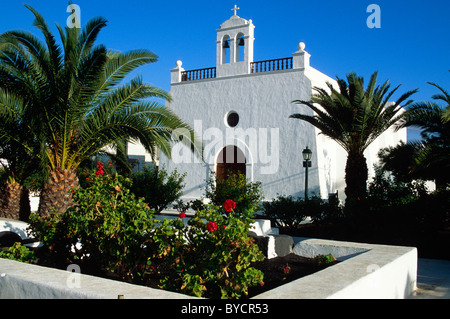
226,111,239,127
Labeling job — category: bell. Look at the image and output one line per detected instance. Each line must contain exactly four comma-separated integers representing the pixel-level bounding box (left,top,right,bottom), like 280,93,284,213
238,37,245,46
223,40,230,48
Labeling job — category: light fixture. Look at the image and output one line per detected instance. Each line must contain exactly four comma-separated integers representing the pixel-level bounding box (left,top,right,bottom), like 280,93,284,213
302,146,312,200
302,146,312,161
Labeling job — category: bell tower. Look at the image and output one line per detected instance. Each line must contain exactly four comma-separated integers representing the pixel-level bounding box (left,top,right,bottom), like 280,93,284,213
216,5,255,77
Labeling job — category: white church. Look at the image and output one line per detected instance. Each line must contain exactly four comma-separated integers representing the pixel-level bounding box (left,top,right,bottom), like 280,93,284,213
157,6,406,202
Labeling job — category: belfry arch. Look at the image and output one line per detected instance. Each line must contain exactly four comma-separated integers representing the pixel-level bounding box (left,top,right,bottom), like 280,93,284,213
221,35,231,64
235,33,245,62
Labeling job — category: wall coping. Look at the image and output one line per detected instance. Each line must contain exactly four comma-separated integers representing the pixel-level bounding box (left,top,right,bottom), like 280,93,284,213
0,237,417,299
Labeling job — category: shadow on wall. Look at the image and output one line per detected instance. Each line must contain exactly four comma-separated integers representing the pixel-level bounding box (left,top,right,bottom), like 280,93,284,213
0,220,30,240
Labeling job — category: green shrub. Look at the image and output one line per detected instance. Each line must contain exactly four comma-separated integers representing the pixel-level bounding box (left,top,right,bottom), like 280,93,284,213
154,199,264,298
131,165,186,214
190,198,206,212
309,194,344,225
342,165,441,237
0,242,35,263
30,168,157,281
205,172,263,215
173,198,190,213
313,253,336,265
29,167,264,298
263,194,343,229
262,195,308,229
28,209,70,262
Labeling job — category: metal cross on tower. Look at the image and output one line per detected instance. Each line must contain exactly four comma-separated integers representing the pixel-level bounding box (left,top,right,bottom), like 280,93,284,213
231,5,240,16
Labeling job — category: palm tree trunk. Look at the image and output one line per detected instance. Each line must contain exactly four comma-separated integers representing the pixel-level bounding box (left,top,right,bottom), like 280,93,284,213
19,187,31,222
38,169,79,217
345,151,368,201
0,179,30,221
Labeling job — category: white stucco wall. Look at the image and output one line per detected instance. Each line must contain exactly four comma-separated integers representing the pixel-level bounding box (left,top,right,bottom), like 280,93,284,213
162,62,407,202
161,67,322,201
365,121,407,179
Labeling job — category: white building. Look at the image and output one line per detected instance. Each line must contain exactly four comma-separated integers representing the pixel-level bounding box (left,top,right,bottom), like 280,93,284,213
160,8,406,202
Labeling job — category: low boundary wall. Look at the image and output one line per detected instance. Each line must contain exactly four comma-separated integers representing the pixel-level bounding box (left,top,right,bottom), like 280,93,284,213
255,237,417,299
0,237,417,299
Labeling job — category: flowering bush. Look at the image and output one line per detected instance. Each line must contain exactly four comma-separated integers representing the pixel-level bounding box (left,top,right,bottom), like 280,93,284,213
30,169,157,281
279,263,291,277
206,172,263,214
154,199,264,298
29,168,264,299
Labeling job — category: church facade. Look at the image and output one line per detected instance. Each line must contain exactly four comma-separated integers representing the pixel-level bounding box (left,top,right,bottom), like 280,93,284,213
160,9,406,202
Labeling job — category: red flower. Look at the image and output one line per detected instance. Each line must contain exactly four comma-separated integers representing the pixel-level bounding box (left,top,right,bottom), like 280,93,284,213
206,221,218,233
223,199,236,213
179,212,186,218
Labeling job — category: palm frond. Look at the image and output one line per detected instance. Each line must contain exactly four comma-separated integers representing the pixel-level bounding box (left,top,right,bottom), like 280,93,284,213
428,81,450,105
396,101,444,133
0,4,200,175
24,4,63,81
291,71,417,154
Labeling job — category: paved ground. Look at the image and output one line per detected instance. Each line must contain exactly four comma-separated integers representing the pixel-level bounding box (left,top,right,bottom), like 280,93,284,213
409,258,450,299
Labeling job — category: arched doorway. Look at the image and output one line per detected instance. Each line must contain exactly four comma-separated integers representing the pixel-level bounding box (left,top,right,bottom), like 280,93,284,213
216,146,246,181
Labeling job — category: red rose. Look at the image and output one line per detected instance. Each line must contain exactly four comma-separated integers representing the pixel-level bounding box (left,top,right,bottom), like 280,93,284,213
206,221,218,233
223,199,236,213
179,212,186,218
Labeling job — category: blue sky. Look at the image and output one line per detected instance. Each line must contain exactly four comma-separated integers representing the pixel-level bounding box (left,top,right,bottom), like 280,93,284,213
1,0,449,140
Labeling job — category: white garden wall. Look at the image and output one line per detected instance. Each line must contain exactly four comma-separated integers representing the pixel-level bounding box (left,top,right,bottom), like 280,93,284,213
0,237,417,299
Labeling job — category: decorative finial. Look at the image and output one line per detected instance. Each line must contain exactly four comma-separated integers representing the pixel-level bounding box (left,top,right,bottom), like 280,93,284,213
231,4,240,16
298,42,306,51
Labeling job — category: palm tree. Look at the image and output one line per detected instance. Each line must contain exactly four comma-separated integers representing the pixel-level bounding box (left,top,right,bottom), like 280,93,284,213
0,89,39,220
0,5,201,216
386,82,450,188
290,72,417,201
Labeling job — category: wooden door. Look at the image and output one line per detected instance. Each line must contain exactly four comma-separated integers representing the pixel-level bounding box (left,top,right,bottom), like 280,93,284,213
216,146,246,181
